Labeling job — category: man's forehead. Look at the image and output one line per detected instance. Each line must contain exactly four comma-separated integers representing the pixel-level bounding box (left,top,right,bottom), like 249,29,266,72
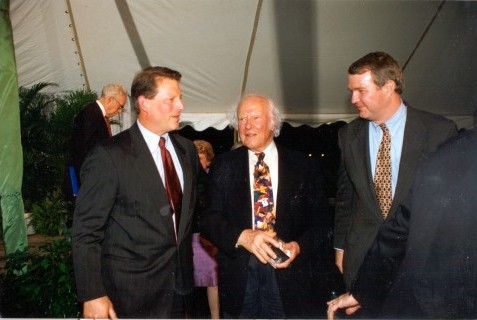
238,101,266,114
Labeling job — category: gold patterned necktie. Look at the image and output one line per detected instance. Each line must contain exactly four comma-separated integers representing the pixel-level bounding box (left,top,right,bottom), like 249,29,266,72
374,123,392,218
159,137,182,233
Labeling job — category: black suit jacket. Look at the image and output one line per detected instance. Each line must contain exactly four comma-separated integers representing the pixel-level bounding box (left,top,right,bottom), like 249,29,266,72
334,106,457,287
71,101,110,182
352,128,477,319
200,144,336,318
72,123,201,318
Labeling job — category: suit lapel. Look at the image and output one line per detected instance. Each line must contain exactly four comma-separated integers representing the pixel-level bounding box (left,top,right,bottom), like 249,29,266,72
129,124,177,241
390,108,427,214
170,134,193,242
235,147,253,228
349,121,382,218
275,145,294,221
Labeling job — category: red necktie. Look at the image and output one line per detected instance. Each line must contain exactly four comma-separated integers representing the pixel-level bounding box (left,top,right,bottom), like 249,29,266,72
159,137,182,232
104,117,112,137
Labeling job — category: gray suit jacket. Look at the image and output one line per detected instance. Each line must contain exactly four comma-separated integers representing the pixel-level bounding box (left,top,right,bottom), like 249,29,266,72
334,106,457,287
72,123,201,318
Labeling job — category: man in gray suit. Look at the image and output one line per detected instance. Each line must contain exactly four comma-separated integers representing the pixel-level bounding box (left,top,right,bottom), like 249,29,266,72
334,52,457,288
72,67,202,318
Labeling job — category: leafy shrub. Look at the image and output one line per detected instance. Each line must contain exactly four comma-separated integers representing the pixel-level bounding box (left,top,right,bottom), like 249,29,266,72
0,237,80,318
30,189,72,236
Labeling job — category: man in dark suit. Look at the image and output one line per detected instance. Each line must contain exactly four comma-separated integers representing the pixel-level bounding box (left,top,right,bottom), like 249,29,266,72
327,128,477,319
72,67,202,318
70,83,128,183
334,52,457,288
200,95,334,318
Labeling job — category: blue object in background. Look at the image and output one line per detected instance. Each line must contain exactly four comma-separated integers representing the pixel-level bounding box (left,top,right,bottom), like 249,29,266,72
69,166,79,196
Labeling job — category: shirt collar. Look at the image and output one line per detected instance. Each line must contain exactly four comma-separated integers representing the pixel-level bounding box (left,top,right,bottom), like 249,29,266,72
96,100,107,117
248,140,277,162
137,119,170,152
371,100,407,131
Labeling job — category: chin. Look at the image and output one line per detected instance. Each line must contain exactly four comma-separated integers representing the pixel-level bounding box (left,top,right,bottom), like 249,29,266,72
358,111,370,120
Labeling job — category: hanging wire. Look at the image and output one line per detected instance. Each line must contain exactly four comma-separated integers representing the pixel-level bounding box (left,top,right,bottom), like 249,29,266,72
402,0,446,71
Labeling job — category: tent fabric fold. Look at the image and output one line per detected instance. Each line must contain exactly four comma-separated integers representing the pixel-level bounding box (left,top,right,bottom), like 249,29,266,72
0,0,28,254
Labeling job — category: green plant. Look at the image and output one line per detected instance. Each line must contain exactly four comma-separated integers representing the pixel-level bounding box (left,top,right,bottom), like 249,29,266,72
19,83,97,211
19,83,59,209
30,189,72,237
0,237,81,318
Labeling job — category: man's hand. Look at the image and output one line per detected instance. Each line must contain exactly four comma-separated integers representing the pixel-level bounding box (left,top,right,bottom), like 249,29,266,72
273,240,300,269
83,296,117,319
335,249,344,273
237,229,280,264
327,292,361,320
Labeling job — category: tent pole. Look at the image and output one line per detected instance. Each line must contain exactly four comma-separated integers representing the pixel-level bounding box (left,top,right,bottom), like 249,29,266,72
65,0,90,90
241,0,263,94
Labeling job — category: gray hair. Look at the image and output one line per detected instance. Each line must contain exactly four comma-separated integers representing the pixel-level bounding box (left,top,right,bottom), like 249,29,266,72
101,83,128,99
228,94,283,137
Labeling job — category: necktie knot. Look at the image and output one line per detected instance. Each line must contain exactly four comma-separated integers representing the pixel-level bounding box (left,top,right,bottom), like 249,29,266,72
256,152,265,162
159,136,166,149
379,123,390,136
254,152,267,179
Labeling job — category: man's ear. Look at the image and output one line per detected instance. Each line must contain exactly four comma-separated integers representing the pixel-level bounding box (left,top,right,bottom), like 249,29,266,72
137,96,148,113
385,80,396,95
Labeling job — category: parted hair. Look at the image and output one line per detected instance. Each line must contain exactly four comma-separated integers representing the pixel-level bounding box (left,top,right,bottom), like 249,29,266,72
348,51,404,94
131,66,182,111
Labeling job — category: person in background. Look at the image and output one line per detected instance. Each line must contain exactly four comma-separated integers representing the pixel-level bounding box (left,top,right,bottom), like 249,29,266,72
70,83,128,183
72,66,203,319
200,94,334,318
334,51,457,290
191,139,220,319
194,140,215,174
328,128,477,319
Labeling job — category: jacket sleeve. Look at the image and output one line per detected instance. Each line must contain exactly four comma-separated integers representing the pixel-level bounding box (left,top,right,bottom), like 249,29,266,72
350,192,411,314
72,145,118,302
333,129,354,249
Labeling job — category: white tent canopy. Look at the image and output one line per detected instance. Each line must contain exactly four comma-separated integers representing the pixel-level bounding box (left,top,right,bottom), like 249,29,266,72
10,0,477,131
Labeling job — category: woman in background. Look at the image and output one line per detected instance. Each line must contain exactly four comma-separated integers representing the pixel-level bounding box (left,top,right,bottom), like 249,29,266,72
192,140,219,319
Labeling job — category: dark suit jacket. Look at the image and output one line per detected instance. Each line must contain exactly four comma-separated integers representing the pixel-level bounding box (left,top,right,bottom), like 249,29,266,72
351,128,477,319
71,101,110,182
334,106,457,287
72,123,201,318
200,143,336,318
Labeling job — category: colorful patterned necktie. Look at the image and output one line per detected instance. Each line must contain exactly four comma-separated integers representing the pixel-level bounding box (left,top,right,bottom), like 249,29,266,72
159,137,182,232
253,152,275,231
374,123,392,218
